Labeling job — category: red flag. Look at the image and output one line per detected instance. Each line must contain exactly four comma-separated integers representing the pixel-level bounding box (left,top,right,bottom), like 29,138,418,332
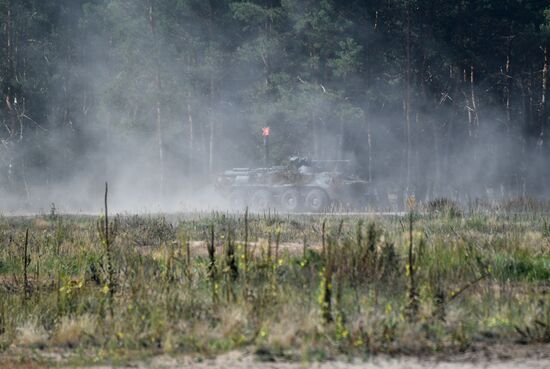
262,127,270,137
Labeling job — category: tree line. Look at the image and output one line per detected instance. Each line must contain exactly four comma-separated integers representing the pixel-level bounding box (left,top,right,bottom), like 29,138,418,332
1,0,549,206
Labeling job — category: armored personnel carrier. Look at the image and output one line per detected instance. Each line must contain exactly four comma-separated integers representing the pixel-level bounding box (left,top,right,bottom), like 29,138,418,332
215,157,369,212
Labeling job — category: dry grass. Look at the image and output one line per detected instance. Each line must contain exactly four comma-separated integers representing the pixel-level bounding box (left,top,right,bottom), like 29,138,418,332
51,315,97,347
0,207,549,364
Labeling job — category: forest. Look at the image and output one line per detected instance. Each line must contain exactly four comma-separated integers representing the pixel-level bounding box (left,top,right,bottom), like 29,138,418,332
1,0,550,209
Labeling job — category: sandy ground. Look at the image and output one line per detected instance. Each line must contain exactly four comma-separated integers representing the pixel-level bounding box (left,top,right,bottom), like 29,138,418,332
126,349,550,369
66,350,550,369
3,344,550,369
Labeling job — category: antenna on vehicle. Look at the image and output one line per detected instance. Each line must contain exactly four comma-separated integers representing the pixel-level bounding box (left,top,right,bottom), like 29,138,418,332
262,127,270,167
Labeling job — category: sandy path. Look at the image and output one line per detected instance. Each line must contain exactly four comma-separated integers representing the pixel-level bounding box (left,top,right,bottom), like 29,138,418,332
59,357,550,369
49,344,550,369
3,349,550,369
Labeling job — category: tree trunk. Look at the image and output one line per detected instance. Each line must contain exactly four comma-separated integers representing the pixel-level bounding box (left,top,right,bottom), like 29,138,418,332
538,47,548,152
187,102,194,173
470,66,479,133
364,17,374,183
365,111,372,182
338,118,344,160
156,95,164,196
465,68,472,137
312,112,319,159
519,76,529,195
3,0,30,202
148,1,164,200
263,0,271,87
4,0,17,137
504,44,512,131
186,53,194,175
404,4,412,195
207,0,215,176
432,116,441,199
208,107,214,175
467,65,480,176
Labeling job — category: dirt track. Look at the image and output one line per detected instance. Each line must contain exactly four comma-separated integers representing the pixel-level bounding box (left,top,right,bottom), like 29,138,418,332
3,344,546,369
65,351,550,369
2,344,550,369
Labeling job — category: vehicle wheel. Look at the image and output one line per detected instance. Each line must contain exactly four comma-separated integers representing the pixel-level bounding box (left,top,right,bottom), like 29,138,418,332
280,189,301,212
228,191,246,210
305,188,329,212
250,189,272,211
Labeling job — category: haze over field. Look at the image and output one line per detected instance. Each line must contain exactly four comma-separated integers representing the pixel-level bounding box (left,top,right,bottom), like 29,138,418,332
1,0,549,212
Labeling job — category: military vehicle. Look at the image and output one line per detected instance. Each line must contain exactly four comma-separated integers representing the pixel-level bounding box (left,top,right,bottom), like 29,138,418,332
215,157,369,212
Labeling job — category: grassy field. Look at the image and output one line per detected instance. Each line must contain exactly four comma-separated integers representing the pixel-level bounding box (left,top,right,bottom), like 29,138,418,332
0,201,549,365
